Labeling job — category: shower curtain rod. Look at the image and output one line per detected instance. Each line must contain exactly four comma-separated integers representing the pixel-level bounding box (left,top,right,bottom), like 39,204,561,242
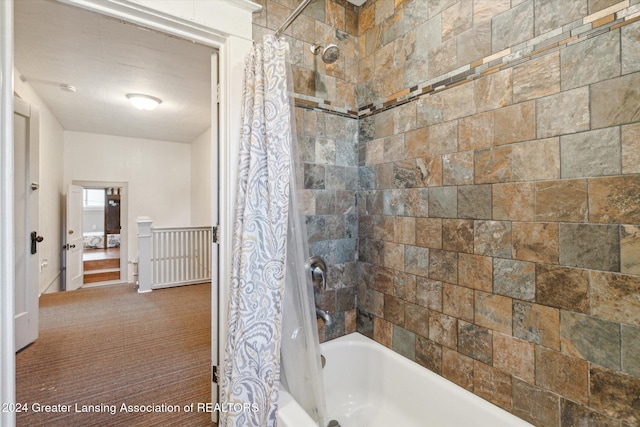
274,0,313,37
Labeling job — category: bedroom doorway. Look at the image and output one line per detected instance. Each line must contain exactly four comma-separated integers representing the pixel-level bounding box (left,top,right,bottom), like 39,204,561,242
67,181,128,290
81,186,122,286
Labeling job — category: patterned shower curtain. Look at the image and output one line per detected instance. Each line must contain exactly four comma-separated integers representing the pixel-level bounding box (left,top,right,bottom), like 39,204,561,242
219,35,293,427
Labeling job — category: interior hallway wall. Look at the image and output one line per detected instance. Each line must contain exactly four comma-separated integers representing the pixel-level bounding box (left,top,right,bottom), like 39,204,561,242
63,131,192,282
190,127,212,226
14,70,65,294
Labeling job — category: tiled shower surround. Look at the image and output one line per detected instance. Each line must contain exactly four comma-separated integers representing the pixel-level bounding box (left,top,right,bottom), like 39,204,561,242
295,107,360,341
254,0,640,425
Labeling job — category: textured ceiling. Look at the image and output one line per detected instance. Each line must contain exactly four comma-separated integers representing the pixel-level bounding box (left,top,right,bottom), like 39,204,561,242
14,0,214,144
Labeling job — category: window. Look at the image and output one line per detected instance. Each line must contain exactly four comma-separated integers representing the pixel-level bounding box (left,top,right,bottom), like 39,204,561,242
83,189,105,208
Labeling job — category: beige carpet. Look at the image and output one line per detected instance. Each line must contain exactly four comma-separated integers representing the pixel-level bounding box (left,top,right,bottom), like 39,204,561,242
16,282,215,426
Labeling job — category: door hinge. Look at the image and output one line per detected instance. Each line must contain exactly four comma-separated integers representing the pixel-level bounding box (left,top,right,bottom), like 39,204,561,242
216,83,221,104
212,225,219,244
212,365,219,383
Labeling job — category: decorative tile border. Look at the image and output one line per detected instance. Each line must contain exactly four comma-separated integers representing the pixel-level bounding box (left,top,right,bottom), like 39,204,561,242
293,92,359,118
292,0,640,120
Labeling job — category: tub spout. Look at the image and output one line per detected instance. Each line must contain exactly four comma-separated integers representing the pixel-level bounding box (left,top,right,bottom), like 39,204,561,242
316,308,332,325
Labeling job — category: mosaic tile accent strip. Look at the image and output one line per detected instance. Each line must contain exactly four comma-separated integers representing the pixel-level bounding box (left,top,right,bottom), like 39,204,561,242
292,1,640,119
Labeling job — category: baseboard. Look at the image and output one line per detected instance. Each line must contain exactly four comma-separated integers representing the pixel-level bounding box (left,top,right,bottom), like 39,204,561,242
40,272,61,295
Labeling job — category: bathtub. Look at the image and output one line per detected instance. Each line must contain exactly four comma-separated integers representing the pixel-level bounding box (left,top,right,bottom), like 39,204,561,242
278,332,533,427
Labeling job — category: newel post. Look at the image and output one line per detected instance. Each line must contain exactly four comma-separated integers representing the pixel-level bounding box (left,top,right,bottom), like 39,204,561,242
137,216,153,293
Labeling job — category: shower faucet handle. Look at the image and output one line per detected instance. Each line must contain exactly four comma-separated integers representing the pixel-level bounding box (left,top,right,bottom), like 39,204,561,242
307,255,328,290
314,267,326,290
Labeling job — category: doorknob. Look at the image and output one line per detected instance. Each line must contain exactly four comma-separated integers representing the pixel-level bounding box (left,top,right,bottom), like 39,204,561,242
30,231,44,255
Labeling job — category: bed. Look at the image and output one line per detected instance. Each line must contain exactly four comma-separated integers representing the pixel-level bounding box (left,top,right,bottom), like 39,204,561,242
83,232,121,249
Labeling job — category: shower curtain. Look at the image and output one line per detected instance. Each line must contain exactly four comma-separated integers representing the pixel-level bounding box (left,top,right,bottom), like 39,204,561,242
220,35,326,427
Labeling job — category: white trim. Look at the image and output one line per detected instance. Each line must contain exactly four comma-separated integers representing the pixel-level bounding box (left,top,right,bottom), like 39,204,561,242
210,50,220,422
57,0,231,44
216,34,254,424
150,225,211,232
0,1,16,424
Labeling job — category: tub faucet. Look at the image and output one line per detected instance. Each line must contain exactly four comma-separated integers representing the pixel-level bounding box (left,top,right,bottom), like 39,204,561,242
316,307,332,325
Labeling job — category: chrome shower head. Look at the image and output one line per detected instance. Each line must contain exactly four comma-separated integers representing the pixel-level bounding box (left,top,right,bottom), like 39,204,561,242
310,43,340,64
321,44,340,64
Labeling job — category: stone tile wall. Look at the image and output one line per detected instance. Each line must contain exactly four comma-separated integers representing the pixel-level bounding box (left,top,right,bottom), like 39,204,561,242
252,0,640,424
252,0,360,113
356,1,640,425
357,0,639,110
295,107,360,341
253,0,361,340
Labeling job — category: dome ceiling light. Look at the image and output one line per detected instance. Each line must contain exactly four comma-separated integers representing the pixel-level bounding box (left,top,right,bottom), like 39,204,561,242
126,93,162,111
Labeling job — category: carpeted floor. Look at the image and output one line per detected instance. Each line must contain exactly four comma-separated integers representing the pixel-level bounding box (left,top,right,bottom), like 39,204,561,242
16,282,215,426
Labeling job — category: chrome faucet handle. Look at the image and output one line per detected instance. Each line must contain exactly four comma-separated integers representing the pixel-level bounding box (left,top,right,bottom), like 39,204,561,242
307,256,328,290
312,265,326,290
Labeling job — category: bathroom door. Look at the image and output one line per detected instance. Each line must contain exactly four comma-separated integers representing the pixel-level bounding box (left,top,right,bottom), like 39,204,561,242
14,96,40,352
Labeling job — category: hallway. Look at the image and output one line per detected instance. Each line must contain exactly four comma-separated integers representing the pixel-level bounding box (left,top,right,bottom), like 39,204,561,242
16,282,213,426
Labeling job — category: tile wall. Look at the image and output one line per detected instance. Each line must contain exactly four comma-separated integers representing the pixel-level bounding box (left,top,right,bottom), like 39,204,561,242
253,0,359,341
356,1,640,425
254,0,640,425
295,107,360,341
253,0,362,340
252,0,360,112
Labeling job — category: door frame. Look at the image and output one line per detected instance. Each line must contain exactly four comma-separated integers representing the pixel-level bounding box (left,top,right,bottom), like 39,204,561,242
72,181,128,285
1,1,17,423
0,0,259,424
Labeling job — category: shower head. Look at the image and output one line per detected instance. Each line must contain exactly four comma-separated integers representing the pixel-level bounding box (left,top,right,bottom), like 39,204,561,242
310,43,340,64
321,44,340,64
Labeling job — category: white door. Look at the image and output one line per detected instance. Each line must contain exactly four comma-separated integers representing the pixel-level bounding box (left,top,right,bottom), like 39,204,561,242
65,184,84,291
14,96,40,352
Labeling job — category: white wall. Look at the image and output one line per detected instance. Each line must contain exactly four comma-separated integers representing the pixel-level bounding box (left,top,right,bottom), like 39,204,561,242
14,70,65,294
83,207,104,233
190,127,211,226
63,131,192,280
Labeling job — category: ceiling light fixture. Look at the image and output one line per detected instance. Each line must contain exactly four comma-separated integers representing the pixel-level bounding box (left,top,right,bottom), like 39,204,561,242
126,93,162,111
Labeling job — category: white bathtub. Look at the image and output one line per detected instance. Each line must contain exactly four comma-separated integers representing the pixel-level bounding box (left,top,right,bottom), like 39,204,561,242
278,332,533,427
